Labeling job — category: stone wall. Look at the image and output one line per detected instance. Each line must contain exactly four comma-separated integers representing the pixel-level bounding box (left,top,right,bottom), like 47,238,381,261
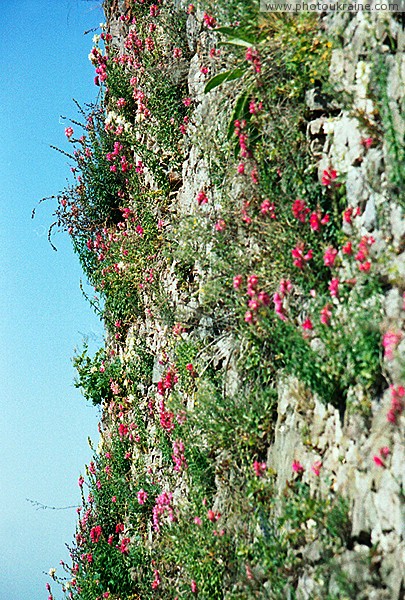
100,5,404,598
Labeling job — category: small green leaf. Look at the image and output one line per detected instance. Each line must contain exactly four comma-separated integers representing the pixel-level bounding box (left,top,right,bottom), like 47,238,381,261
204,67,246,94
218,38,254,49
227,91,251,140
214,26,258,45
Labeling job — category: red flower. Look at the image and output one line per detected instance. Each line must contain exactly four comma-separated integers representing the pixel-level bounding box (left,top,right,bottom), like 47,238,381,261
90,525,102,543
373,455,385,467
361,137,373,149
311,461,322,476
292,199,310,223
196,190,208,205
358,260,371,272
323,246,338,268
320,304,332,326
260,199,276,218
233,275,243,289
379,446,390,458
342,241,353,255
292,244,313,269
328,278,339,298
302,318,313,330
253,461,267,477
203,12,217,28
321,167,338,186
117,537,131,554
292,460,304,474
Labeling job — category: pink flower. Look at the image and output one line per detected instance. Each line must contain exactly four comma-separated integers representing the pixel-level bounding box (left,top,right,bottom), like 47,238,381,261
248,299,260,311
260,199,276,218
151,569,161,589
65,127,74,138
361,137,373,149
323,246,338,268
253,461,267,477
309,212,321,232
244,311,254,323
258,291,270,306
137,489,148,505
152,491,174,532
328,278,339,298
249,101,262,114
116,97,126,108
355,235,375,263
343,207,354,224
197,190,208,205
237,162,245,174
387,385,404,424
321,167,338,186
115,523,125,534
207,509,216,522
118,423,129,438
320,304,332,326
250,167,259,184
90,525,102,543
173,47,182,58
194,516,202,525
342,241,353,255
214,219,226,231
373,455,385,467
279,279,293,295
358,261,371,272
203,12,217,28
117,537,131,554
172,439,188,472
311,461,322,476
382,330,402,360
247,274,259,288
292,199,310,223
191,580,198,593
245,47,261,73
379,446,390,458
233,275,243,289
292,460,304,474
302,318,313,330
273,292,286,321
78,476,84,487
292,244,313,269
309,211,329,232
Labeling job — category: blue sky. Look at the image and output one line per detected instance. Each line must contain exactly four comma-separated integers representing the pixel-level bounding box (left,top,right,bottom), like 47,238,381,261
0,2,105,598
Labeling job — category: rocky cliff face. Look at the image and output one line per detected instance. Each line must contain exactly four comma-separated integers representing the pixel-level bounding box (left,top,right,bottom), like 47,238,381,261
49,3,403,599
